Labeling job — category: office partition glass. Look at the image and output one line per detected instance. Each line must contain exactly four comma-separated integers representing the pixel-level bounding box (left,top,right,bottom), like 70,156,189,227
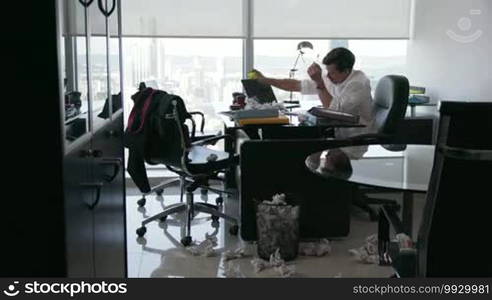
62,0,90,145
75,36,89,114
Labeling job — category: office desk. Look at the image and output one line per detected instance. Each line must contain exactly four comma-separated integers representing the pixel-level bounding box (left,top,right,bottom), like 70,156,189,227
236,125,366,241
217,105,364,188
217,109,363,143
408,102,437,118
306,144,435,236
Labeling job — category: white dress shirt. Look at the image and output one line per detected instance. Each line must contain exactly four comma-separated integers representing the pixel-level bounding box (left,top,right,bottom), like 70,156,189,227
300,70,375,158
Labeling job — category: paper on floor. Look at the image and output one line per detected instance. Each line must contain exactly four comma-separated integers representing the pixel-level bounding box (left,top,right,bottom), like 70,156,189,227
298,238,332,256
250,249,296,277
348,234,379,264
186,233,218,257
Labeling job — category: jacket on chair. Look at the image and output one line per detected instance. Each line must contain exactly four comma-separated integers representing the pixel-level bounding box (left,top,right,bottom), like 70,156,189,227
124,87,190,193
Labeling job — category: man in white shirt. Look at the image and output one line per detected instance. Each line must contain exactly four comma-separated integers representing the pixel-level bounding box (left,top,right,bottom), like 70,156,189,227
253,47,374,161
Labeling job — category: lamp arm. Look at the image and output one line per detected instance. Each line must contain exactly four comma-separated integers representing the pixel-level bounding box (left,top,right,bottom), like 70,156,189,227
290,52,302,77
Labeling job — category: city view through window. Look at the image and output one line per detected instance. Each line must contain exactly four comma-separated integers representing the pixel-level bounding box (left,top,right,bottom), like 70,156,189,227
118,38,408,133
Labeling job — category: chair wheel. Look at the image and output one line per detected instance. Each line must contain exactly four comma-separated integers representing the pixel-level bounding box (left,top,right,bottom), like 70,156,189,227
136,226,147,237
155,189,164,196
200,188,208,195
181,236,192,246
229,225,239,235
215,197,223,206
137,197,146,207
159,215,167,222
211,215,220,222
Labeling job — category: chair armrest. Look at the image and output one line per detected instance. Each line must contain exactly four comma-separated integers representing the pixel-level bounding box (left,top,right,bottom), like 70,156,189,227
185,117,197,138
191,134,232,146
188,111,205,133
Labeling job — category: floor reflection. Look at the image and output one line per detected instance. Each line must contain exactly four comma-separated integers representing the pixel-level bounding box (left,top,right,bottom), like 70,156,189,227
126,186,395,278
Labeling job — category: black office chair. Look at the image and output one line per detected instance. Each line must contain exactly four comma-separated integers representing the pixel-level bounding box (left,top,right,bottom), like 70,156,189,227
350,75,410,220
133,83,220,207
134,92,239,246
378,101,492,277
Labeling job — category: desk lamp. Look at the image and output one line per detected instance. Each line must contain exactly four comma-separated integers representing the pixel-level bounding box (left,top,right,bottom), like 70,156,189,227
286,41,314,104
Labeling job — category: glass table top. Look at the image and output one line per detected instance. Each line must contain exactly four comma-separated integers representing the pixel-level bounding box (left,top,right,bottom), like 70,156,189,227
306,144,436,192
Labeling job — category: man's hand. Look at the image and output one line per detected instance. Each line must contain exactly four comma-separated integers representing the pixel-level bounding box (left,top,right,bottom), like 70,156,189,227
308,62,332,107
248,69,301,92
307,63,323,87
250,69,266,83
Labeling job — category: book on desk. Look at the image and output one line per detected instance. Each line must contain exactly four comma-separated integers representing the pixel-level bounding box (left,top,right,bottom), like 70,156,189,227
237,115,290,126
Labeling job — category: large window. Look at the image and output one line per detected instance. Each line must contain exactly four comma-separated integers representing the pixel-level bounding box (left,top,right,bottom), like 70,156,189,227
349,40,408,89
122,38,243,132
122,38,407,131
121,1,411,131
254,39,408,102
254,40,331,103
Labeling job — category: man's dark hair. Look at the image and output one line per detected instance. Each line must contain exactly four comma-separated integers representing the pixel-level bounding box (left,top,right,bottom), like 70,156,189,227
322,47,355,73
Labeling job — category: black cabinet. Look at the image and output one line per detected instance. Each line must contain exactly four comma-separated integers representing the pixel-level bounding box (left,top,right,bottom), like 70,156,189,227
60,0,126,277
91,114,126,277
63,114,126,277
64,139,95,276
2,0,126,277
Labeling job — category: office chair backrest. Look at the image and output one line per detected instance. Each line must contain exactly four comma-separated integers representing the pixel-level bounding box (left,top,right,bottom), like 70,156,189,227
372,75,409,135
417,101,492,277
144,91,192,169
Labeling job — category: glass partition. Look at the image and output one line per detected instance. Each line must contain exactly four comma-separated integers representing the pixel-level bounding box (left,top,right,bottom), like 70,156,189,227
62,0,90,145
89,1,109,130
108,0,122,118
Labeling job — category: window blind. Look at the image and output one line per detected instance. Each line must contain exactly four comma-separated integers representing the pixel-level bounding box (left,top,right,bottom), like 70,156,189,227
253,0,412,39
121,0,244,37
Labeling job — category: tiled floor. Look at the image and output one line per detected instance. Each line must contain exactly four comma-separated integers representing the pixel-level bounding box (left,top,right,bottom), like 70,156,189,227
126,180,426,278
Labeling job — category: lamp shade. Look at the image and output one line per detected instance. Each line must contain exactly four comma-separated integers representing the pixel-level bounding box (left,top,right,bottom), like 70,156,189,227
297,41,313,50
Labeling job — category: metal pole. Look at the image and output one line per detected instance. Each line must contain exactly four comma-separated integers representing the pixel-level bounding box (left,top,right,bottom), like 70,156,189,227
242,0,254,79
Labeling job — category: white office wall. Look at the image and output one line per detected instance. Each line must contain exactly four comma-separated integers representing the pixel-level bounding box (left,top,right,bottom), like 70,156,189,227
407,0,491,102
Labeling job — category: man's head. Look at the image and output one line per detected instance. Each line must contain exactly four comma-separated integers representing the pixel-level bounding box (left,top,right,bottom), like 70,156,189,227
322,47,355,84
